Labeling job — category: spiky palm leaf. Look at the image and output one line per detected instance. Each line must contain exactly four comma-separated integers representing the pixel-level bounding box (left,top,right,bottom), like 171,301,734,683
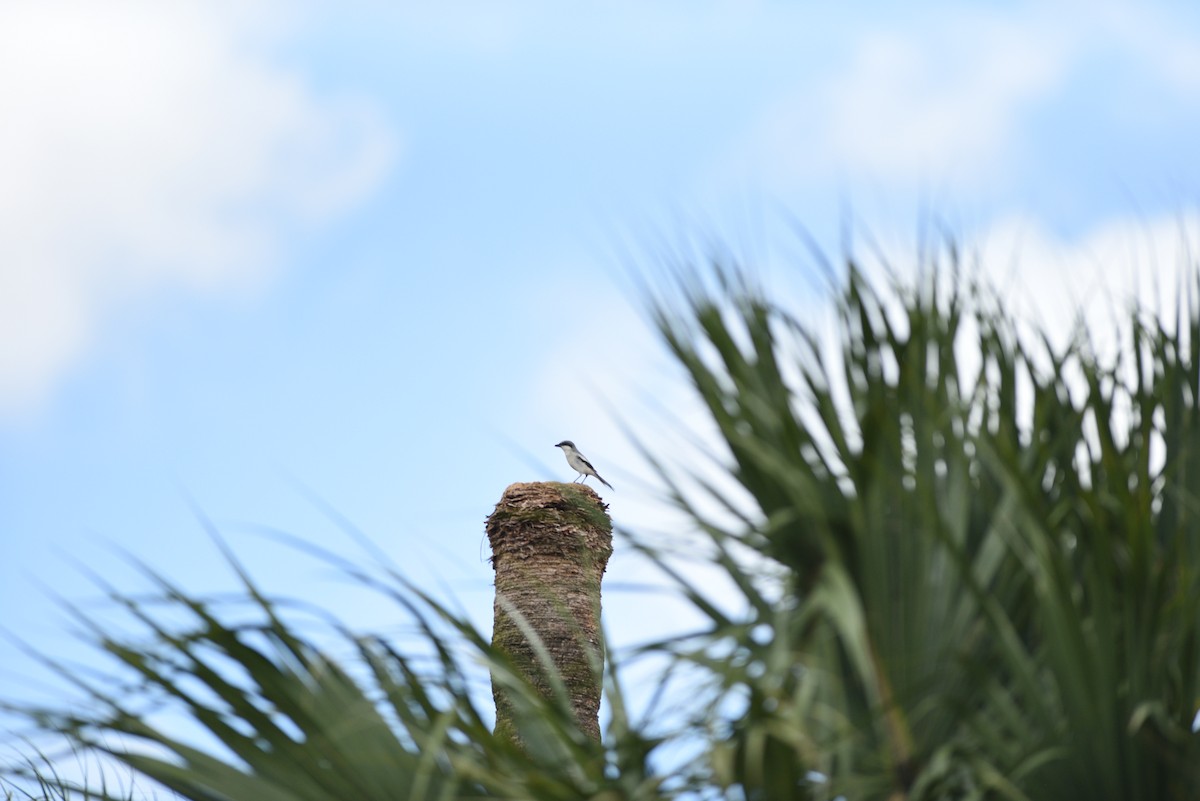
645,249,1200,800
7,535,667,801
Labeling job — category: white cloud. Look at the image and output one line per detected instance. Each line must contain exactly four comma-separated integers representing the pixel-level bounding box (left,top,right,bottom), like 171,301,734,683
734,10,1070,190
821,20,1064,184
734,3,1200,191
0,0,397,417
978,212,1200,357
1088,3,1200,95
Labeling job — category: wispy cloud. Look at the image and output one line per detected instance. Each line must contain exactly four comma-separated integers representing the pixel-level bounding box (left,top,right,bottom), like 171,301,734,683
729,3,1200,192
819,21,1064,184
978,211,1200,355
0,0,397,417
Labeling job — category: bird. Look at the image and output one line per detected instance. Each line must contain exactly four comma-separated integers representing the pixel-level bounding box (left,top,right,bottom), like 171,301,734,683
555,440,614,490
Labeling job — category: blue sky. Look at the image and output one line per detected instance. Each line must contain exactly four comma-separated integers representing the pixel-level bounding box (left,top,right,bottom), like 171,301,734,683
3,0,1200,765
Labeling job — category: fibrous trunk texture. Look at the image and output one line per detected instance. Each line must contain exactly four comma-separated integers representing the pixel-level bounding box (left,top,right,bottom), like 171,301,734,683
487,481,613,743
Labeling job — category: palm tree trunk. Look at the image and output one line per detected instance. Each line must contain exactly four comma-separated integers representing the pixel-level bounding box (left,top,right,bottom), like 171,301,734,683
486,481,613,742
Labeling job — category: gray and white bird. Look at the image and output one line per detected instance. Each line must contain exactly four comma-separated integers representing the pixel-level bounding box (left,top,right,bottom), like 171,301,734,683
555,440,614,490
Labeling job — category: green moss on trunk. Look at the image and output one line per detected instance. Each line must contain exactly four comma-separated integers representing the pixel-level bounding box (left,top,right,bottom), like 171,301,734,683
487,481,613,743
